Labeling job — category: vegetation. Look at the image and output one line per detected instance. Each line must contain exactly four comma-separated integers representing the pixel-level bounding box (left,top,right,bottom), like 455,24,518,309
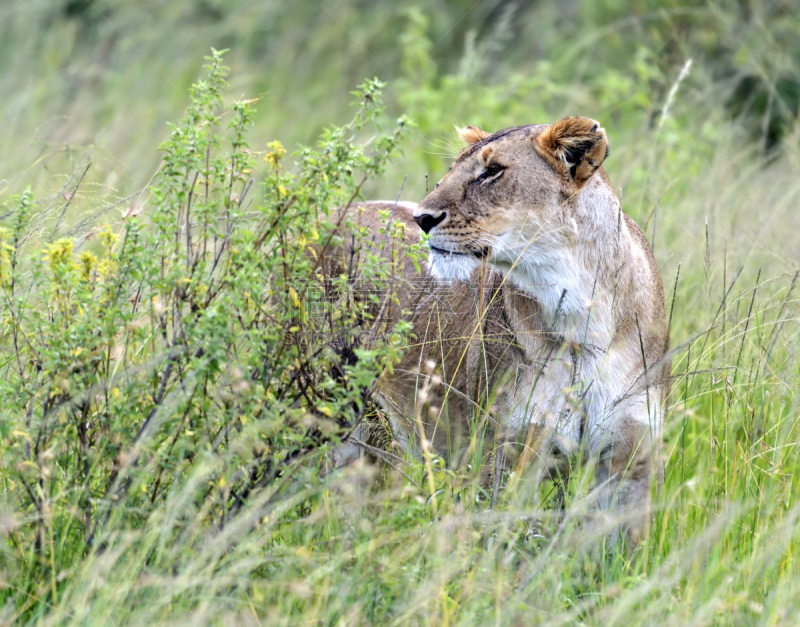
1,1,800,624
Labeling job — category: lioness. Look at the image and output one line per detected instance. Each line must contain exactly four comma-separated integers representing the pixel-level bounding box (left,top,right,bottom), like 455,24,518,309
337,116,669,545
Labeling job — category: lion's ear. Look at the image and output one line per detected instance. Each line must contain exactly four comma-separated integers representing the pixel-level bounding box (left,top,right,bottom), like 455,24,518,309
534,116,609,187
456,124,490,145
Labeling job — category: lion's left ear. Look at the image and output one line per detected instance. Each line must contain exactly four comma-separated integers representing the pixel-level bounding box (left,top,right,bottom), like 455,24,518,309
534,116,609,187
456,124,490,145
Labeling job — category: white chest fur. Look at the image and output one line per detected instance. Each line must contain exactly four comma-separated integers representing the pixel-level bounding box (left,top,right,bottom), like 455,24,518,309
498,246,662,457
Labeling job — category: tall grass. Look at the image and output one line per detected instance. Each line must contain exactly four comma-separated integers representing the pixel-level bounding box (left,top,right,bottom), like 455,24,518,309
1,2,800,625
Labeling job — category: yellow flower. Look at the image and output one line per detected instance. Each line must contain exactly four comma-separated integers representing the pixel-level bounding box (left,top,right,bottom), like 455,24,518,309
264,140,287,171
78,251,98,282
0,228,13,286
44,239,77,273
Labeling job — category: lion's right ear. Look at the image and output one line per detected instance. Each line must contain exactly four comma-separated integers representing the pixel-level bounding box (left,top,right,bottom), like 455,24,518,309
456,124,490,145
534,116,609,187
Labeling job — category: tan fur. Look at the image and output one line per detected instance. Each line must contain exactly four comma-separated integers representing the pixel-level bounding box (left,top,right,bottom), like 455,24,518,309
456,124,491,145
332,117,669,546
534,116,610,187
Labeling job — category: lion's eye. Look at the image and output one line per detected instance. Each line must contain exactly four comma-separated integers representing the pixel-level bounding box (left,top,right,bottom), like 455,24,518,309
476,162,505,184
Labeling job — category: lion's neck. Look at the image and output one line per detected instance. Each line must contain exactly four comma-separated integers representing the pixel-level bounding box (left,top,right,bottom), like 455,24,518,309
506,251,592,325
504,251,608,347
502,182,625,351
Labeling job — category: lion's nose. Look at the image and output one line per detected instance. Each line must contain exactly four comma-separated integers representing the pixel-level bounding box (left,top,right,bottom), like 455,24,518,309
414,211,447,234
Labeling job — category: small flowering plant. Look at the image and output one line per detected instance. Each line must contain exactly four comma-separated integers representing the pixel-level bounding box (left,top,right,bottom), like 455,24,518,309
0,49,418,607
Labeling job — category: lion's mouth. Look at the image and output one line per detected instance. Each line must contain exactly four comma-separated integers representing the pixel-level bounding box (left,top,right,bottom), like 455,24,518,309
430,244,466,256
429,244,490,260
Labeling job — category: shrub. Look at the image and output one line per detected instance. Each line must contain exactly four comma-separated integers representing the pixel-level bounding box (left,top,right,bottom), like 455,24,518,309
0,49,416,619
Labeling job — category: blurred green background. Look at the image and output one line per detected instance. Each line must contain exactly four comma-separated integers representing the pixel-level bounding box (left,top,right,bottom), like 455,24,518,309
2,0,799,208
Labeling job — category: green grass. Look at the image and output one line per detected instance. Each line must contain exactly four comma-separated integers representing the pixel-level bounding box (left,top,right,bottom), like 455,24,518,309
1,2,800,625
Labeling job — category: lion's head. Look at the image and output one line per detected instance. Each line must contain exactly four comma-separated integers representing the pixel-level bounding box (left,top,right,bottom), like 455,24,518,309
414,116,611,290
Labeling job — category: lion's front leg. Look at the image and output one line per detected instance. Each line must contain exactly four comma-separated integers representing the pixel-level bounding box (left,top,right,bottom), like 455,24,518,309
595,460,650,548
592,419,661,549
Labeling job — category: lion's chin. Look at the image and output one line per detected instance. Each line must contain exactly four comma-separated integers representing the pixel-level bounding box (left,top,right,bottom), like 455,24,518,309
426,250,480,283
